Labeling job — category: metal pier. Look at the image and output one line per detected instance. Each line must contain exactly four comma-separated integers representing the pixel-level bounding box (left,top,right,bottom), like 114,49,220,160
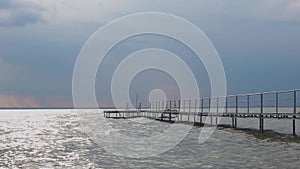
104,89,300,136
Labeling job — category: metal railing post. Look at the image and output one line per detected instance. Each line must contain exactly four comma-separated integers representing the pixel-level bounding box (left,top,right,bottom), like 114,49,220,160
209,98,211,112
293,90,297,136
260,93,264,132
188,100,191,122
217,97,219,113
235,95,238,128
178,100,181,121
201,99,204,113
189,100,191,113
276,93,279,117
183,100,185,113
195,99,198,114
247,95,250,114
226,97,228,114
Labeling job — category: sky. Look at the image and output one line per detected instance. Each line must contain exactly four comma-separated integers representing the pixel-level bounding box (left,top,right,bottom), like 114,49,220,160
0,0,300,108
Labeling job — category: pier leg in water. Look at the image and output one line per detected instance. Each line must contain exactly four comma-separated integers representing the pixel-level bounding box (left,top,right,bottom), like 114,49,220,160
293,90,297,136
200,114,202,124
232,115,235,128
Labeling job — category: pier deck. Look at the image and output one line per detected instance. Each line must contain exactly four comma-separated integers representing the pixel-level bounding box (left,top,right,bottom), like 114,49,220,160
104,89,300,136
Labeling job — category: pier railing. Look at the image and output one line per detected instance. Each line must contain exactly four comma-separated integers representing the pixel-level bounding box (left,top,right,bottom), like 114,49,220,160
148,89,300,135
150,89,299,114
104,89,300,136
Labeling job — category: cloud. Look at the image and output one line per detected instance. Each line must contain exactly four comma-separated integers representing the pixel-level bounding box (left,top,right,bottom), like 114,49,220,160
0,58,20,83
254,0,300,21
0,94,39,108
0,0,45,27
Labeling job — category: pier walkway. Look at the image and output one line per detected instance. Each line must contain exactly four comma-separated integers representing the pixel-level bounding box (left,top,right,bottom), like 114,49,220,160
104,89,300,136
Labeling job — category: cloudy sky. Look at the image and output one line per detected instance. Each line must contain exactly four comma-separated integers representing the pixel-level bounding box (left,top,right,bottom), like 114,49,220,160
0,0,300,108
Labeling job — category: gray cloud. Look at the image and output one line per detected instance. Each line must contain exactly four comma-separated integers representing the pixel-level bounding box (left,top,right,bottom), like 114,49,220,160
0,0,14,9
0,0,45,27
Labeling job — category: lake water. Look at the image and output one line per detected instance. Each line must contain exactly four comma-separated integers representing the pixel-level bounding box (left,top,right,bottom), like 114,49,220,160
0,109,300,168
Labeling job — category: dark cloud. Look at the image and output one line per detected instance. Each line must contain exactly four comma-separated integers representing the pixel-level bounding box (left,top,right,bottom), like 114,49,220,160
0,0,45,27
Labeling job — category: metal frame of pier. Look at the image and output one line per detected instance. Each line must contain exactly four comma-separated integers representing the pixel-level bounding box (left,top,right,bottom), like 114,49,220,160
104,89,300,136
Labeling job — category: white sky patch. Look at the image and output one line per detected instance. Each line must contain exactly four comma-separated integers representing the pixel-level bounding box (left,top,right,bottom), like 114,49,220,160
0,10,11,23
257,0,300,21
15,0,300,25
285,0,300,18
21,0,132,23
16,0,205,24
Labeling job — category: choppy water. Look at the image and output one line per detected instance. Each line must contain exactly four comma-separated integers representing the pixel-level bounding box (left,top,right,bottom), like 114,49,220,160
0,109,300,168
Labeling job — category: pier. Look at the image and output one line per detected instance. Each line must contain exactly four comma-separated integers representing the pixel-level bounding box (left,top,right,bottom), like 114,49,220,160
104,89,300,136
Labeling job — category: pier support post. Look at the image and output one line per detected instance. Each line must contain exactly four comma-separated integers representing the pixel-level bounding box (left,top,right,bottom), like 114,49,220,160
260,93,264,132
247,95,250,114
235,96,238,128
200,113,202,124
293,90,297,136
276,93,279,118
201,99,204,114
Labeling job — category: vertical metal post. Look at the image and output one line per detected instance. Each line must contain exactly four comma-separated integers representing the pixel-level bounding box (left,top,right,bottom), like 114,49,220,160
225,97,228,114
188,100,191,122
174,100,176,110
235,95,238,128
209,98,211,112
183,100,185,113
293,90,296,136
276,93,279,117
217,97,219,113
169,100,172,110
247,95,250,114
195,99,197,123
216,97,219,125
178,100,181,121
189,100,191,113
200,113,202,124
201,99,204,113
195,99,198,114
260,93,264,132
